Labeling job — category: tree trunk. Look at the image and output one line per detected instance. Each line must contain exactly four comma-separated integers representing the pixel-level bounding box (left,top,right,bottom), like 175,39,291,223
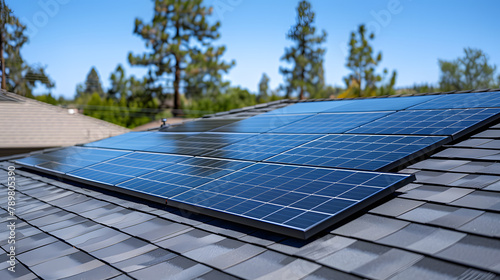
173,57,181,116
172,20,182,117
0,28,5,90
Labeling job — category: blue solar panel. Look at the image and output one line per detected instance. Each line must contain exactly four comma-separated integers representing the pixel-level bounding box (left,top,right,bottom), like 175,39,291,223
265,100,355,114
85,132,194,151
211,114,313,133
67,152,191,185
167,163,413,238
409,91,500,110
145,132,255,156
269,112,392,134
320,95,439,113
347,108,500,138
85,132,154,148
15,147,130,173
117,157,253,198
265,134,449,171
203,134,322,161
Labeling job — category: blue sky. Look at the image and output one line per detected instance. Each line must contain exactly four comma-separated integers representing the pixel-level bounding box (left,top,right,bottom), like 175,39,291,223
7,0,500,99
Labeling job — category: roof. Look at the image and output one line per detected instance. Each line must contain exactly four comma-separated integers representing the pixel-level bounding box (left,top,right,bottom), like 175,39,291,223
2,89,500,279
0,91,129,149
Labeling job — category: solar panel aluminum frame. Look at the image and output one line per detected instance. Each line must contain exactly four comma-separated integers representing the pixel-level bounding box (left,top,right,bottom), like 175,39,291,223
164,166,415,240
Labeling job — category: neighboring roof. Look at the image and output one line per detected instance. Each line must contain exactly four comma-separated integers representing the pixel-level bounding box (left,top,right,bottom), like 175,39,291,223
0,91,129,148
2,89,500,279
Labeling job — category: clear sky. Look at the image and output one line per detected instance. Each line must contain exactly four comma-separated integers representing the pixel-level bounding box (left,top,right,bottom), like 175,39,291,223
7,0,500,99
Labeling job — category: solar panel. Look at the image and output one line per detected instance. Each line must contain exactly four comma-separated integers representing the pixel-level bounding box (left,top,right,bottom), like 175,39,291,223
265,134,449,171
320,95,439,113
265,100,355,114
269,112,392,134
117,157,253,199
203,134,322,161
347,108,500,139
161,118,244,132
15,147,130,174
166,162,414,239
145,132,255,156
409,91,500,110
67,152,191,185
85,132,194,151
211,114,313,133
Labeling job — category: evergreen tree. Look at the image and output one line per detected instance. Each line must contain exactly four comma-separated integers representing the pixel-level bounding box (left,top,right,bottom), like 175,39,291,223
83,67,104,97
129,0,233,116
344,24,395,97
439,48,497,91
257,73,270,102
280,0,326,99
0,0,54,96
184,46,233,99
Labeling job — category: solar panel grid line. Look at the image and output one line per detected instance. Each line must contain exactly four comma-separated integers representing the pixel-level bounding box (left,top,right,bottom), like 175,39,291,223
65,151,194,186
407,91,500,110
114,157,255,201
268,111,395,134
346,108,500,139
210,114,314,133
165,162,414,238
143,132,257,156
264,134,450,171
202,133,323,161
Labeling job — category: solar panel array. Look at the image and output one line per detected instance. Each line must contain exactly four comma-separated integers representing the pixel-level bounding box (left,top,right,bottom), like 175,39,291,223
15,91,500,239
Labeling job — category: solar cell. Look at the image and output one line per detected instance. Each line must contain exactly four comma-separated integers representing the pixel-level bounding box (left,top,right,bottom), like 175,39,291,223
203,134,322,161
85,132,194,151
167,162,414,239
265,100,355,114
161,118,244,132
347,108,500,138
269,112,392,134
15,147,130,174
145,132,255,156
211,114,313,133
320,95,439,113
117,157,253,198
409,91,500,110
265,134,449,171
67,152,191,185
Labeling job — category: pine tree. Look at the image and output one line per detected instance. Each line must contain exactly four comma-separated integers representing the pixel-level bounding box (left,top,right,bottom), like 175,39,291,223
129,0,233,116
280,0,327,99
0,0,54,96
344,24,395,97
257,73,270,103
84,67,104,97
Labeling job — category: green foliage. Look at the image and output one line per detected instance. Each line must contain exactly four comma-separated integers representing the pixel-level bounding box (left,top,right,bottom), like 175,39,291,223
280,0,327,99
0,0,54,96
74,65,167,128
344,24,396,97
185,86,257,118
129,0,233,115
439,48,497,91
34,93,58,105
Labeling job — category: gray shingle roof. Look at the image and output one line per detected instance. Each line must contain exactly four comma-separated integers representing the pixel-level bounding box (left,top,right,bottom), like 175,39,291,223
0,91,129,149
2,89,500,279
